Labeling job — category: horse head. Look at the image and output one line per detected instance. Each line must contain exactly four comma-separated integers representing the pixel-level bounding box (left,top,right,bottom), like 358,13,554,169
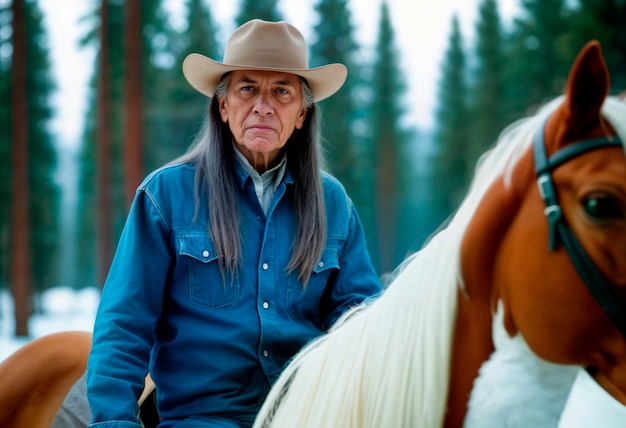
458,40,626,426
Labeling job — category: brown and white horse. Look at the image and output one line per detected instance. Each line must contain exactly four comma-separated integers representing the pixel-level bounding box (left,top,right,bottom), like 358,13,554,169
253,41,626,427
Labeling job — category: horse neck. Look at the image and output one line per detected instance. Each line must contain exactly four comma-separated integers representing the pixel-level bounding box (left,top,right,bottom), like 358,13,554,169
445,149,537,427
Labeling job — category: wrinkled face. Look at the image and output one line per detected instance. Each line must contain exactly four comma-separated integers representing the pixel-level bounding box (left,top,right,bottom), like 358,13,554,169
218,70,307,171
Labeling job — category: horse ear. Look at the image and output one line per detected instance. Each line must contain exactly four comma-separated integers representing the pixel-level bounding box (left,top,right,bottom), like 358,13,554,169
559,40,610,142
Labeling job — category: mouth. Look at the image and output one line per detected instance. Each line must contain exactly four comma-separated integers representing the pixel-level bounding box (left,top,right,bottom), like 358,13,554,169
247,124,275,133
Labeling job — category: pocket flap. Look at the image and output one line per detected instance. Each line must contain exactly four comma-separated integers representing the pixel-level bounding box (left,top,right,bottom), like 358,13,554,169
178,233,217,263
313,245,340,273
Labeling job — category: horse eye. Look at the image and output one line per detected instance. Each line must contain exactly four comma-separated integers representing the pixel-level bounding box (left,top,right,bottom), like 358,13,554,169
582,193,624,222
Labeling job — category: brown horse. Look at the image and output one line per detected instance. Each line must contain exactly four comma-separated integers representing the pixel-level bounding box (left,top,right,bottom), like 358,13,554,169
0,331,157,428
253,41,626,427
0,331,91,428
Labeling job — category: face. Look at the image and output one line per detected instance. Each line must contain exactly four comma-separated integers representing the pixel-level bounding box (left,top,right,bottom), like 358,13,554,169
218,70,308,172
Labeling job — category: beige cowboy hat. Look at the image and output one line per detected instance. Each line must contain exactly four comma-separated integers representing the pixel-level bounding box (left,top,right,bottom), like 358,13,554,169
182,19,347,102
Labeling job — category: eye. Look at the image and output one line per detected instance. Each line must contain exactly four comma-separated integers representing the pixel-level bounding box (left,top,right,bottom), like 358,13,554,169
241,86,255,92
275,87,290,95
582,192,625,222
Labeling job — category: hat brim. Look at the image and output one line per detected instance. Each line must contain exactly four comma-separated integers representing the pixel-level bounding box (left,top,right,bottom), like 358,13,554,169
182,53,348,102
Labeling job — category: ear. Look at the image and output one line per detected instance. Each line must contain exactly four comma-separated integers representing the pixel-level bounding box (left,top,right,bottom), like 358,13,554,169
218,97,229,123
295,106,307,130
546,41,610,147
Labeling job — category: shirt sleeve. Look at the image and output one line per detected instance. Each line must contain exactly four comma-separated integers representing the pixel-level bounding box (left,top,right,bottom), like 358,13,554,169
87,188,171,425
320,203,381,330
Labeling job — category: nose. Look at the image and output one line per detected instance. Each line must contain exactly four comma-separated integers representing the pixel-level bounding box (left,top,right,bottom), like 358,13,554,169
253,91,274,116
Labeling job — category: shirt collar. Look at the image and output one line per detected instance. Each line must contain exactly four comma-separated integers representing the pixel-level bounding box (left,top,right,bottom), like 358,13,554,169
232,145,293,189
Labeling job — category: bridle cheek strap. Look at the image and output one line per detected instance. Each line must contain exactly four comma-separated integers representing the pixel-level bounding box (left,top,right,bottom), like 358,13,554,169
533,120,626,337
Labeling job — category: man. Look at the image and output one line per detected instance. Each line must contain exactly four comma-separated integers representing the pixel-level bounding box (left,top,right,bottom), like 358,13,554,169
86,19,381,428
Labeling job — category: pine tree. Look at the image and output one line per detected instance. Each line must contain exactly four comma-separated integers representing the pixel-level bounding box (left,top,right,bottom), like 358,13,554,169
75,87,98,288
124,0,144,207
0,3,10,291
25,2,59,291
468,0,507,163
76,0,173,287
431,15,470,222
309,0,370,232
156,0,221,164
76,0,127,288
506,0,573,117
96,0,114,289
9,0,31,336
234,0,282,26
6,0,58,334
570,0,626,92
140,0,180,172
369,2,410,274
74,0,100,288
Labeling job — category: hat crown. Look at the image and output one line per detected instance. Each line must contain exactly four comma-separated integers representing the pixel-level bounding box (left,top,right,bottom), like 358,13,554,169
223,20,309,70
182,19,347,102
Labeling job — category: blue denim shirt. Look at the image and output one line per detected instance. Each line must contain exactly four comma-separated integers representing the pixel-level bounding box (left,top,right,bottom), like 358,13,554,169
86,162,381,427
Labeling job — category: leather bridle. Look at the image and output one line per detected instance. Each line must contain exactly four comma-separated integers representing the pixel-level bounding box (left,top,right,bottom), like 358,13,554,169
533,119,626,336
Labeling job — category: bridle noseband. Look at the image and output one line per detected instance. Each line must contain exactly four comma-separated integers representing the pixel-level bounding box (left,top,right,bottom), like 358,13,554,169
533,120,626,337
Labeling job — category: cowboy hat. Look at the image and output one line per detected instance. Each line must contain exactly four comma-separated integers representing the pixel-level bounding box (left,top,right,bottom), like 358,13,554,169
182,19,348,102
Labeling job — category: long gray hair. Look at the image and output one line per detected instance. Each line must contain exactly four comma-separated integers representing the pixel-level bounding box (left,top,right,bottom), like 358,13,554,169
174,74,326,285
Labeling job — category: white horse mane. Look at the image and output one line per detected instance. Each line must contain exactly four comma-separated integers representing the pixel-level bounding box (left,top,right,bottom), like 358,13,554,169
253,96,626,428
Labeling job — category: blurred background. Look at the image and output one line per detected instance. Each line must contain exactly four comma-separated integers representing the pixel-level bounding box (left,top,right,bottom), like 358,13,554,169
0,0,624,351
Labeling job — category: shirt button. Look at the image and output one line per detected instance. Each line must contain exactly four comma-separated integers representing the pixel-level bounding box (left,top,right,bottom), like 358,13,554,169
262,301,269,309
262,263,269,270
318,261,324,268
202,250,209,258
263,350,269,357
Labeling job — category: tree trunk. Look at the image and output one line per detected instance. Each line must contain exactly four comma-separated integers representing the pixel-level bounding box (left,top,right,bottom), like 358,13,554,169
97,0,113,289
124,0,143,208
10,0,31,337
375,129,397,274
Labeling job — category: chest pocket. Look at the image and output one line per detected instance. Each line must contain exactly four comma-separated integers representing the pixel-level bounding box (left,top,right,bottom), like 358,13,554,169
178,233,240,310
285,243,341,320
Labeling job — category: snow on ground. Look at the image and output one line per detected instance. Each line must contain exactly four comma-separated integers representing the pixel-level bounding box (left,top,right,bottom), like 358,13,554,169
0,286,100,362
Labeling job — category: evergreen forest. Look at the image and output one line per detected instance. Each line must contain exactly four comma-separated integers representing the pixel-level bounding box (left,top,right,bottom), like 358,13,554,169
1,0,625,335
